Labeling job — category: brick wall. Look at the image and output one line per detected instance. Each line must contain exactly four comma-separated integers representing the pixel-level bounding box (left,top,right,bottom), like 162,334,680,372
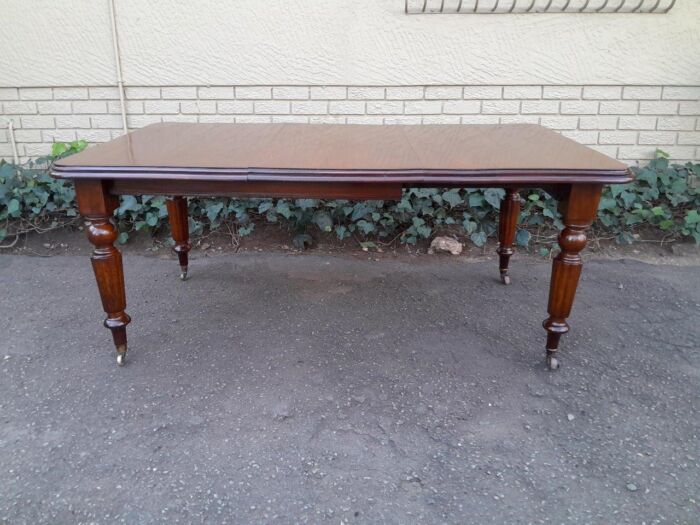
1,85,699,164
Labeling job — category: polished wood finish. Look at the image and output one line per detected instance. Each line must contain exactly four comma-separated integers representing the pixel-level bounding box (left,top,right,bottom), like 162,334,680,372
166,196,190,280
74,179,131,365
542,184,603,370
53,122,632,184
52,123,633,369
497,189,520,285
111,179,403,200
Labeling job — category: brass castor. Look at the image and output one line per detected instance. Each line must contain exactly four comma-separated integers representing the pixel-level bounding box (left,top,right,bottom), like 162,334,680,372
500,273,511,285
546,354,559,371
116,344,127,367
180,265,188,281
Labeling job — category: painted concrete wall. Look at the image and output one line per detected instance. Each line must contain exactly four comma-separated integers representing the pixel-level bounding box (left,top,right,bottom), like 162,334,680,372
2,0,699,87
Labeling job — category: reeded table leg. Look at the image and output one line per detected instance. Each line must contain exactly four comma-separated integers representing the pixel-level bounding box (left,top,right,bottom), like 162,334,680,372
543,184,602,370
166,196,191,280
497,188,520,285
74,180,131,366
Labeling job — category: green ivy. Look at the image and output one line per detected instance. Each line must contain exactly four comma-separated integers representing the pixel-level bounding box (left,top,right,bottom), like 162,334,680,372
1,144,698,248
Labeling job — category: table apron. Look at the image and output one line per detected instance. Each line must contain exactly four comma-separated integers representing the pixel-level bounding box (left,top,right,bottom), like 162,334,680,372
106,178,603,200
109,179,404,200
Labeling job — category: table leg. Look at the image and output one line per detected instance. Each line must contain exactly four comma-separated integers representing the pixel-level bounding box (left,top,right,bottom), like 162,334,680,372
166,196,190,281
74,180,131,366
497,188,520,285
542,183,602,370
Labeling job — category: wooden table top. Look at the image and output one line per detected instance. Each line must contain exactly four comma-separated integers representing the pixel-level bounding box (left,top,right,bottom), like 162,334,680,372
52,122,632,185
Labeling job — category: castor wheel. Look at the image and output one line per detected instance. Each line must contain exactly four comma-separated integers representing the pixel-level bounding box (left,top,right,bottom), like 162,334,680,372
546,354,559,370
180,266,188,281
116,345,127,367
500,273,511,285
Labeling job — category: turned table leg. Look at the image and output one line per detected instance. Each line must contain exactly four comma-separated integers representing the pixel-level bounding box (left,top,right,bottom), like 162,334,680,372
497,188,520,285
74,180,131,366
543,184,602,370
166,196,191,281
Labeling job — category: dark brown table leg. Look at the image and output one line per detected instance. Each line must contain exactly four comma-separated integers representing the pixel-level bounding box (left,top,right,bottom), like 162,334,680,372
497,188,520,285
74,179,131,366
543,183,602,370
166,196,191,281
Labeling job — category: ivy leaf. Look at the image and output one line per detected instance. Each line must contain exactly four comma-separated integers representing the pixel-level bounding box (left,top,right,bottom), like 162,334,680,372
462,219,477,234
351,202,373,221
335,225,348,240
258,201,273,214
356,219,375,235
441,190,462,207
620,191,637,208
312,210,333,232
117,232,129,244
484,188,505,209
7,198,20,216
599,197,617,211
416,224,432,238
599,214,615,227
276,201,292,219
616,232,634,245
685,209,700,225
51,143,69,157
470,231,487,247
0,163,15,180
468,193,485,208
292,233,313,250
515,229,531,247
205,202,224,223
117,195,139,214
610,184,626,197
296,199,318,209
239,224,254,236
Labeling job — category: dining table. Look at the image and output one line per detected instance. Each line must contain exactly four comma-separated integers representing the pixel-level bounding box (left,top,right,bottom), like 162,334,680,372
51,122,633,370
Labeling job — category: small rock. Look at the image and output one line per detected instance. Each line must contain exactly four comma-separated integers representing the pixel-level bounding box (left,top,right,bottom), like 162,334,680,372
618,283,624,290
626,483,638,492
200,242,211,251
42,243,51,249
428,236,463,256
567,414,575,421
271,401,291,421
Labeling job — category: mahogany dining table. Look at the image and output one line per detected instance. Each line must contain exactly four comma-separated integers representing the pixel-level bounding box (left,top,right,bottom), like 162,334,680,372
51,122,632,370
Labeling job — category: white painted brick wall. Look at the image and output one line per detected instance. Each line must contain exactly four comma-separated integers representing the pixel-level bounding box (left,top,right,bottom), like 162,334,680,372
1,85,699,164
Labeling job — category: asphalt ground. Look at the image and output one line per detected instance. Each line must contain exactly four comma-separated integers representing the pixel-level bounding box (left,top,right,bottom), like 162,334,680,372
1,252,698,524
